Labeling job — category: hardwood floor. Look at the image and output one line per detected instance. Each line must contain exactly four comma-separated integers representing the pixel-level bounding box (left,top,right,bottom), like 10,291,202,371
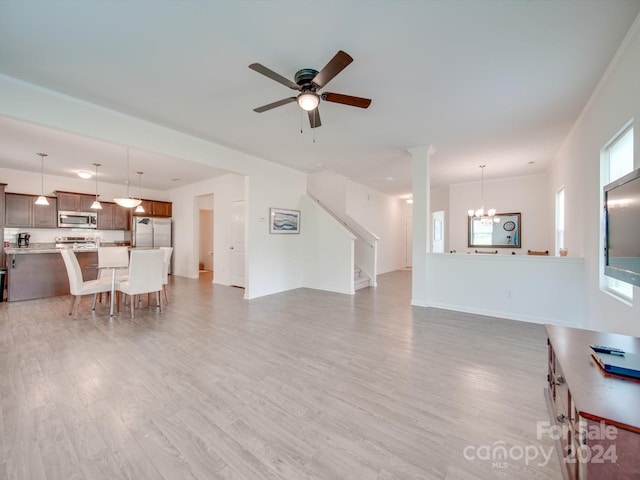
0,270,561,479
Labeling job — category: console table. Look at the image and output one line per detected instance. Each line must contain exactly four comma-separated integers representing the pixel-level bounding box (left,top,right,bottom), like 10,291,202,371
545,324,640,479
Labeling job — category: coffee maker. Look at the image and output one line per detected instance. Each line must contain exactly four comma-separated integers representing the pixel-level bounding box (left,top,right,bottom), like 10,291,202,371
17,232,30,248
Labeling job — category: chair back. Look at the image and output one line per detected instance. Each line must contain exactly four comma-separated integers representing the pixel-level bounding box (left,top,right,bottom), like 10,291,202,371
98,246,129,268
126,249,164,294
159,247,173,284
60,249,83,295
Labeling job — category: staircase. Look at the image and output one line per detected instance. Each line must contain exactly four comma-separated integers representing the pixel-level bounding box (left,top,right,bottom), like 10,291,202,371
354,265,370,291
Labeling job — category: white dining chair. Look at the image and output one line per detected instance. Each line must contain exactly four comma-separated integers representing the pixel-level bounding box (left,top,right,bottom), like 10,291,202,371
158,246,173,304
116,249,164,318
97,246,130,314
60,248,112,316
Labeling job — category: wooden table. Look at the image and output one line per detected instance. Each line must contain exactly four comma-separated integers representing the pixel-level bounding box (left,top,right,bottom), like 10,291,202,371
545,324,640,479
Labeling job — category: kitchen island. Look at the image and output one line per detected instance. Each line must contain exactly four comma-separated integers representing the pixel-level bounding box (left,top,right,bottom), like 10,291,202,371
5,247,99,302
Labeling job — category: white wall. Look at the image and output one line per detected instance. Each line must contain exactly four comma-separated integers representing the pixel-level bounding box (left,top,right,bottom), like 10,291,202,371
307,171,347,214
424,254,585,326
169,176,243,281
300,195,355,294
345,182,405,274
430,185,449,251
449,174,550,254
549,18,640,336
308,171,406,275
0,74,308,300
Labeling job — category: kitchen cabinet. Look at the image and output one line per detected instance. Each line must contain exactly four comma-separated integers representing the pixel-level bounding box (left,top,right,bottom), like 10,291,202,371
0,183,6,227
56,191,96,212
5,193,57,228
97,202,130,230
7,251,98,301
133,200,172,217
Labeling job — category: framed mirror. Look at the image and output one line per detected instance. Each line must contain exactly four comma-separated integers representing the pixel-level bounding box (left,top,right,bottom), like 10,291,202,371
468,212,521,248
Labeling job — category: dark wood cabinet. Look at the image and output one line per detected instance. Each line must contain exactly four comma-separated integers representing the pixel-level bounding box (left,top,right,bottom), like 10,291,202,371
133,200,172,217
97,203,113,229
56,191,96,212
5,193,57,228
151,201,172,217
97,202,131,230
546,325,640,479
0,183,6,227
113,204,130,230
7,251,97,301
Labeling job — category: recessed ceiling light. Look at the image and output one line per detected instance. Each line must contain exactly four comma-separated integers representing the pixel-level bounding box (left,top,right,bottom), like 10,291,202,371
77,171,92,179
385,176,395,181
315,163,324,168
406,198,414,204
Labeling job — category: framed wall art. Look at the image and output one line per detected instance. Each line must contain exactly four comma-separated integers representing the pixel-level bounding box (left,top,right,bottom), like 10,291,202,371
269,208,300,234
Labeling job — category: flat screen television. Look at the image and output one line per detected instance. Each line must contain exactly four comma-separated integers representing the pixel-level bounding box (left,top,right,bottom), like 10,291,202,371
604,167,640,288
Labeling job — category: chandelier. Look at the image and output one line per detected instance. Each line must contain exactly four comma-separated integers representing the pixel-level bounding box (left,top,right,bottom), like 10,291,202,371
468,165,498,224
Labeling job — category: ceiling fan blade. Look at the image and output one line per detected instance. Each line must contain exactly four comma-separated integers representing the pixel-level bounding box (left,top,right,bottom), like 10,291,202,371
322,92,372,109
249,63,299,90
253,97,297,113
312,50,353,89
308,108,321,129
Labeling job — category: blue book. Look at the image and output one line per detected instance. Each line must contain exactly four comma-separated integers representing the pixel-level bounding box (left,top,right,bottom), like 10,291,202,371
590,348,640,380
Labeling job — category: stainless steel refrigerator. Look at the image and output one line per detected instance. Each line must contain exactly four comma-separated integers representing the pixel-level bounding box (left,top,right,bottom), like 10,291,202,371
132,217,172,270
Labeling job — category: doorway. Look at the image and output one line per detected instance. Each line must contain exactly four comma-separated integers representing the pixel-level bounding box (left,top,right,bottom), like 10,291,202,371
197,194,214,282
432,210,445,253
230,200,245,288
405,216,413,267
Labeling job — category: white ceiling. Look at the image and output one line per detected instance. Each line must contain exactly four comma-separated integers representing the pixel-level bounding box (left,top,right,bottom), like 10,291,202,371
0,1,638,197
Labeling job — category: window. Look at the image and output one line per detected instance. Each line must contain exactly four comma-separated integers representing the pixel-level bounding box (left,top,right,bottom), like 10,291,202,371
555,187,565,256
601,125,634,301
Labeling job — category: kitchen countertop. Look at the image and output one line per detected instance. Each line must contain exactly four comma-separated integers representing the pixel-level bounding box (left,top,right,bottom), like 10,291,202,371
4,243,130,255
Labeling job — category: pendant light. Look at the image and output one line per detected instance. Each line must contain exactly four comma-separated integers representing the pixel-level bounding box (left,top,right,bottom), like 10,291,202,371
134,171,145,213
468,165,498,224
113,147,142,208
35,152,49,206
90,163,102,210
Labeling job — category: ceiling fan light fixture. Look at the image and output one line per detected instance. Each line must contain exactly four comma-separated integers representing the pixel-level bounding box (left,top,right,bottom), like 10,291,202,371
35,195,49,206
297,92,319,111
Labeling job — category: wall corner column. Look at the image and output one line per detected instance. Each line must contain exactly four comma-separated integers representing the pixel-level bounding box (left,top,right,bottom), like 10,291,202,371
408,145,435,307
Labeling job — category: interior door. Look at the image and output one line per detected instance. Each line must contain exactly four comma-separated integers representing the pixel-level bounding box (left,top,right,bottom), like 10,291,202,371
230,200,245,288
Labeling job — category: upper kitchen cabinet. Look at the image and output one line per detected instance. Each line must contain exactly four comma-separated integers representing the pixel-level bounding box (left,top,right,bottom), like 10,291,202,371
5,193,57,228
133,200,172,217
56,191,96,212
97,202,130,230
0,183,6,226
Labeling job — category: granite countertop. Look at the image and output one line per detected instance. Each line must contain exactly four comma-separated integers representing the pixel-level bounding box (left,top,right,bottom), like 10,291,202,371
5,247,97,254
4,242,130,254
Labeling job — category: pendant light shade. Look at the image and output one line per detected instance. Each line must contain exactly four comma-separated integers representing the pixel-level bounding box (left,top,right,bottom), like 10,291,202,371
35,152,49,206
134,171,145,213
114,147,142,208
91,162,102,210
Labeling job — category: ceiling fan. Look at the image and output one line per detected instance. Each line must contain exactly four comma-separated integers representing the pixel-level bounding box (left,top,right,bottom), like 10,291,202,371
249,50,372,129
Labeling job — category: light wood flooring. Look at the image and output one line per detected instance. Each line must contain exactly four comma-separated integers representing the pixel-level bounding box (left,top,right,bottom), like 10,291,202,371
0,270,561,479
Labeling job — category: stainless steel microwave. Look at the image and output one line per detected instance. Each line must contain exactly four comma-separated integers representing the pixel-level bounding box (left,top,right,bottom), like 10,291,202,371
58,211,97,229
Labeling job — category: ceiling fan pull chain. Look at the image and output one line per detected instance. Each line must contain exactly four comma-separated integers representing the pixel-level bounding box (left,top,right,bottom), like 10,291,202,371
300,109,303,134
